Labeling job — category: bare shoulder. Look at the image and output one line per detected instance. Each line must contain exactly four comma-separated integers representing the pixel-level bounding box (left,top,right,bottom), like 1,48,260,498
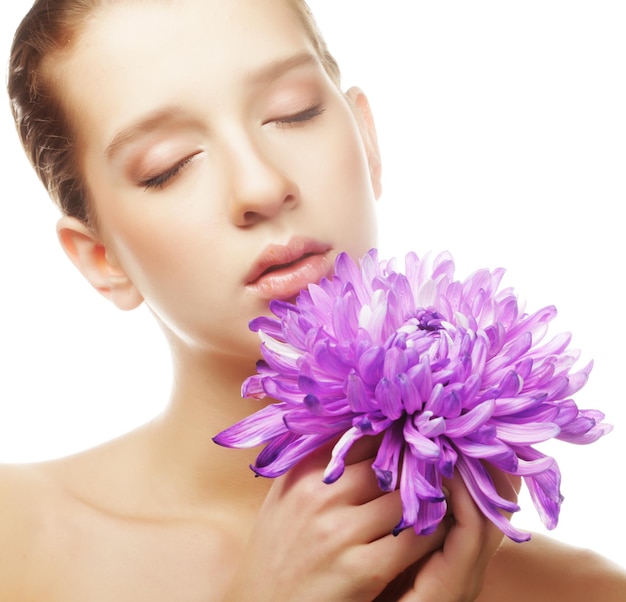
0,429,150,600
479,532,626,602
0,461,60,599
0,461,54,542
0,428,244,602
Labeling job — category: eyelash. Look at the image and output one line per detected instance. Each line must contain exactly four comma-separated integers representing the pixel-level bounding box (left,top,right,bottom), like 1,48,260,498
140,155,195,191
273,104,325,127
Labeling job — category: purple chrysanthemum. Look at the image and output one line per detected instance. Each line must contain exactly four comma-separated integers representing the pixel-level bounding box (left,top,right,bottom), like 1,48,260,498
214,250,612,542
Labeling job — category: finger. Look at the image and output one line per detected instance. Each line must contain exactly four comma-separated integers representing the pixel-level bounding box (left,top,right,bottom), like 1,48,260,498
346,517,450,591
439,472,489,566
480,464,521,551
344,432,385,465
404,474,500,601
351,488,404,542
293,457,386,509
483,462,521,518
340,457,389,504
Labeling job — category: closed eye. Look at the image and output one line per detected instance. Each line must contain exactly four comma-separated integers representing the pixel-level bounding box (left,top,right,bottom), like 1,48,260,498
140,154,197,191
271,104,325,128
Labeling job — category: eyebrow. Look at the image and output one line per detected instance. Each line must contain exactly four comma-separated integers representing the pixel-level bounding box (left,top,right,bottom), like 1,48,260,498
104,53,321,161
245,52,319,85
105,107,184,160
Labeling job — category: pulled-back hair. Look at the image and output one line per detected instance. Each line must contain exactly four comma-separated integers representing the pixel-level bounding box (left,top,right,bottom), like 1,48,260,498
7,0,340,226
8,0,102,225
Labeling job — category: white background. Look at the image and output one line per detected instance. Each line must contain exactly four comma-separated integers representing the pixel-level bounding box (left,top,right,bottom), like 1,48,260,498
1,1,624,567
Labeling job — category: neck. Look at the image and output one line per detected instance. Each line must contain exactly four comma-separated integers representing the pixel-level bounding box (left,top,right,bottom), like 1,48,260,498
145,343,273,513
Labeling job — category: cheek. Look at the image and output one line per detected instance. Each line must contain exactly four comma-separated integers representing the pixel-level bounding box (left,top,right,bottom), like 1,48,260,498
98,202,255,340
99,202,209,308
311,117,379,253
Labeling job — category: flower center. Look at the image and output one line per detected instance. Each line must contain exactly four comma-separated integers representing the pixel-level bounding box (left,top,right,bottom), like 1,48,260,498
415,308,445,332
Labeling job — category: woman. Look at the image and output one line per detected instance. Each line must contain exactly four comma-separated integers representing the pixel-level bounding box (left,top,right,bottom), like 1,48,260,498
2,0,625,600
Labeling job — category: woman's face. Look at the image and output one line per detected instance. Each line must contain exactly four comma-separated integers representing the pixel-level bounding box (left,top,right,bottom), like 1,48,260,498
59,0,380,359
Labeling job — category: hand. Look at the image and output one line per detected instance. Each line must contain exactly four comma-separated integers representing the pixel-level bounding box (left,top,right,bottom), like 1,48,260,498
223,440,452,602
393,468,521,602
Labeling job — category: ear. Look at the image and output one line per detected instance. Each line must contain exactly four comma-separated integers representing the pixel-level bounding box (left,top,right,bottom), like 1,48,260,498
346,87,382,200
56,216,144,311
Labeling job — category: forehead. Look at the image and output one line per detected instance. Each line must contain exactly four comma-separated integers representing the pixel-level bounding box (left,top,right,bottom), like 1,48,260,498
56,0,318,149
75,0,308,52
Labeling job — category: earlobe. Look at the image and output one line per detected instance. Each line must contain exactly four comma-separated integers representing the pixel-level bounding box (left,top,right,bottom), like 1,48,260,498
346,87,382,200
56,216,143,311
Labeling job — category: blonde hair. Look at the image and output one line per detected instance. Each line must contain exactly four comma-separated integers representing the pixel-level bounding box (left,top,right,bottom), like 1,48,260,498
8,0,340,226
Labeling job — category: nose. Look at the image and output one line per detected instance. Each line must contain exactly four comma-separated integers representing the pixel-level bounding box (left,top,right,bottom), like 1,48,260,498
225,133,299,227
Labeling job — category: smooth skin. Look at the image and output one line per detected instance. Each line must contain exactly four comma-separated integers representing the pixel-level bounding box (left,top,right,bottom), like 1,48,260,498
1,0,624,600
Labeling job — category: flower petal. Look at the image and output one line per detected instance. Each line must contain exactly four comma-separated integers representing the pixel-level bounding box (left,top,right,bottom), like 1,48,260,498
254,432,336,478
323,426,363,483
403,419,441,462
456,455,529,542
372,424,404,491
493,420,561,444
444,399,495,438
213,403,287,448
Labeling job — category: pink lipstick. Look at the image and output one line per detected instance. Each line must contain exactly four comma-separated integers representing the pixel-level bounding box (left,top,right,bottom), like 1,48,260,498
246,237,333,301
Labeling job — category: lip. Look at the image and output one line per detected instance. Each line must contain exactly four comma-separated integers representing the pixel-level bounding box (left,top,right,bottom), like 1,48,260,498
245,237,333,301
